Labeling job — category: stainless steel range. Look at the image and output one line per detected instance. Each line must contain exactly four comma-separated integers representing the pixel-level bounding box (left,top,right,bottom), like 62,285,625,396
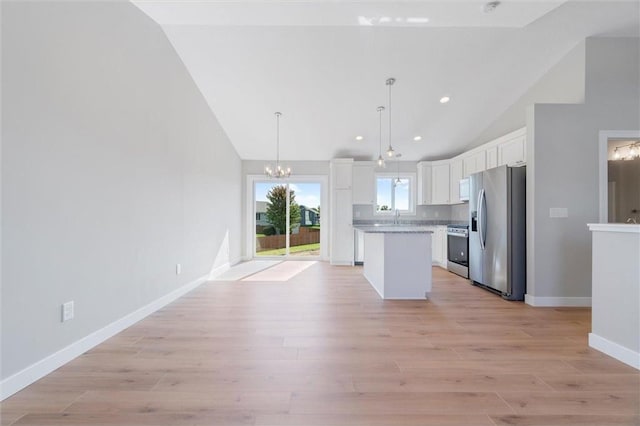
447,224,469,278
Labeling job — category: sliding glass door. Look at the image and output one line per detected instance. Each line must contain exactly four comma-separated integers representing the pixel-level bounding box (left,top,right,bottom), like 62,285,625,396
254,181,322,258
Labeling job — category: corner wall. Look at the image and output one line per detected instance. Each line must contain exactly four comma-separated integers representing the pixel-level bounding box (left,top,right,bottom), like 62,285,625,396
526,37,640,305
1,1,242,394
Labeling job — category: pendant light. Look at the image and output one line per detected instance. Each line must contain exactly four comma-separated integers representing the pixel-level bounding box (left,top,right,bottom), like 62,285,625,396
395,153,402,185
386,78,396,157
376,106,386,168
264,112,291,178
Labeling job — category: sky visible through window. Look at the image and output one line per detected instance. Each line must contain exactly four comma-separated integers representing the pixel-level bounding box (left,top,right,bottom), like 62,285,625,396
377,177,409,211
255,182,321,210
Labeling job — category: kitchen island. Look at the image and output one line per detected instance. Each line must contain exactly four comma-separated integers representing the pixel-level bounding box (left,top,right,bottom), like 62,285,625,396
354,225,433,299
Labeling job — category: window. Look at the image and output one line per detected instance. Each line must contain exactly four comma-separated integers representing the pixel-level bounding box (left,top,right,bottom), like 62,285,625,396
375,173,415,214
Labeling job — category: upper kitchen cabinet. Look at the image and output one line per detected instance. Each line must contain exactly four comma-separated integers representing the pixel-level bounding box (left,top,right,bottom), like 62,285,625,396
331,158,353,190
497,130,526,166
449,158,464,204
431,161,451,205
417,161,432,205
352,162,375,205
463,150,486,177
418,161,451,205
486,146,498,169
460,127,526,177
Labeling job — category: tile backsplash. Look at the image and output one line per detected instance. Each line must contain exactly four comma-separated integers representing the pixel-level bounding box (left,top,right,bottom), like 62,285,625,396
353,204,466,223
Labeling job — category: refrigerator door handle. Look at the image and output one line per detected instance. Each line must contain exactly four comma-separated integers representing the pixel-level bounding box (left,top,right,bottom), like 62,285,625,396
478,189,485,250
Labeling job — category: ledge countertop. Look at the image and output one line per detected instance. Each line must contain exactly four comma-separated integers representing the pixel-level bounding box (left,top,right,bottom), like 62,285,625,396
587,223,640,233
353,225,434,234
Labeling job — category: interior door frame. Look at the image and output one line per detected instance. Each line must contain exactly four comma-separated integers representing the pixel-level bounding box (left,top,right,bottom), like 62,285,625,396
245,174,328,261
598,130,640,222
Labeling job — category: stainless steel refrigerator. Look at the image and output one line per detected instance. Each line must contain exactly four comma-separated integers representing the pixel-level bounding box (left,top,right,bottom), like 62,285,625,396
469,165,526,300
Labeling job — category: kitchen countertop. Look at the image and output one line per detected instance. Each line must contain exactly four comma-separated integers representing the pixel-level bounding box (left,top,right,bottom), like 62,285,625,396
353,225,434,233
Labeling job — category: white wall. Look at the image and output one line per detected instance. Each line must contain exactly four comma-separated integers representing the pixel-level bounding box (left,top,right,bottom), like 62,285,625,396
588,225,640,369
1,0,242,386
468,41,586,151
526,37,640,305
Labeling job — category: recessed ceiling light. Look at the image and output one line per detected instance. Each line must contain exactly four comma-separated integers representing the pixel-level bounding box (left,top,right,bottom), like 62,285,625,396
440,96,451,104
413,136,422,141
483,1,501,13
355,135,364,141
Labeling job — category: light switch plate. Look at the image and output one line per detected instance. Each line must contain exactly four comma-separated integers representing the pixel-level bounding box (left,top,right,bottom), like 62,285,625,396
176,263,182,275
549,207,568,218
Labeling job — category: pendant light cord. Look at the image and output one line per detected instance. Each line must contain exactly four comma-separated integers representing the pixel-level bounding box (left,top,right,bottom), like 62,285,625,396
386,78,395,156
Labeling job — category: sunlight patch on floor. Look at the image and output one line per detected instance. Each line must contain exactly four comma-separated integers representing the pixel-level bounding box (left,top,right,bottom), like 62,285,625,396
213,260,282,281
241,261,317,282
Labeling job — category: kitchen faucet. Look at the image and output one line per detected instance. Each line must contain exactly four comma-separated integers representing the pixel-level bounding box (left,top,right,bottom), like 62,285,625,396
394,209,400,224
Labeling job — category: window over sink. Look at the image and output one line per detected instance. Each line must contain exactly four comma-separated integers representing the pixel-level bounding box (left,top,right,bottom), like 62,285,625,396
375,173,416,215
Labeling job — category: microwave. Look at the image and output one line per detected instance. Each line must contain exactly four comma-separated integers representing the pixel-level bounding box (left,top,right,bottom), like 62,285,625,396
459,178,470,202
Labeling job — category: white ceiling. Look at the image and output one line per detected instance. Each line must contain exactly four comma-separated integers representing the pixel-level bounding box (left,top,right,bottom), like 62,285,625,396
132,1,640,161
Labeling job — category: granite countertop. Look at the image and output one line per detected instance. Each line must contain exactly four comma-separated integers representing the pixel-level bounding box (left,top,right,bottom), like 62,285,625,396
353,225,434,233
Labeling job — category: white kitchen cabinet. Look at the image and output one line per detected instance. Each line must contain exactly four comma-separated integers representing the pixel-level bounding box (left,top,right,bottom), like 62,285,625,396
331,158,353,190
418,161,450,205
463,151,486,177
498,134,526,166
431,226,448,267
449,159,464,204
431,162,451,205
330,159,354,265
417,162,432,205
330,188,353,265
352,162,375,205
486,146,498,170
354,229,365,264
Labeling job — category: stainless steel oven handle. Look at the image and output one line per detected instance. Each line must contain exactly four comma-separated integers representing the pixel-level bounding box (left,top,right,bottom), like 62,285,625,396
447,232,468,237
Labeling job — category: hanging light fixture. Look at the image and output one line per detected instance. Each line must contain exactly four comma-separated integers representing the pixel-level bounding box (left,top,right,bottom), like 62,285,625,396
264,112,291,178
386,77,396,157
611,141,640,161
395,153,402,185
376,106,386,168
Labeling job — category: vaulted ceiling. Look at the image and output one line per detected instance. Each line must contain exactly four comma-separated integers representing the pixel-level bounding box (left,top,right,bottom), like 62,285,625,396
133,1,640,161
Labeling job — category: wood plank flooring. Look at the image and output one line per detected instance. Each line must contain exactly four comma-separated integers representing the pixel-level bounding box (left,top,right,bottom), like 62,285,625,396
2,263,639,426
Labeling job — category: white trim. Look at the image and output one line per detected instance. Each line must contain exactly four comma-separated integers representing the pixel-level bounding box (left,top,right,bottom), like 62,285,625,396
589,333,640,370
373,172,417,215
588,223,640,233
598,130,640,223
0,273,209,401
524,294,592,307
330,260,353,266
245,175,329,261
207,262,231,280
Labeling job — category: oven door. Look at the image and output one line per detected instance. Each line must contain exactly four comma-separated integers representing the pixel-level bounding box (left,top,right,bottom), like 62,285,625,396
447,232,468,266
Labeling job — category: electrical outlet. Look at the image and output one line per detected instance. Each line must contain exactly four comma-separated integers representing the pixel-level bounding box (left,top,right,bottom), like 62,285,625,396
176,263,182,275
62,301,74,322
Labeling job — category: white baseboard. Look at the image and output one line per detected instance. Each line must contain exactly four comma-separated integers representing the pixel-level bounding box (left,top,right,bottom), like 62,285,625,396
0,273,209,401
589,333,640,370
524,294,592,307
330,261,354,266
207,262,231,280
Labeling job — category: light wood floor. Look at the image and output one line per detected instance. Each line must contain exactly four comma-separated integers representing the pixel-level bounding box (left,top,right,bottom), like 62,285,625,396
2,263,639,426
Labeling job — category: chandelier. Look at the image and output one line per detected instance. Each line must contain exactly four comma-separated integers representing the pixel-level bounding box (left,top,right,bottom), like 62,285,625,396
264,112,291,178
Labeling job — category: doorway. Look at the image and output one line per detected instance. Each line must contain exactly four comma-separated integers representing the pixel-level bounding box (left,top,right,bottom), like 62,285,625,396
599,131,640,223
250,177,326,259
